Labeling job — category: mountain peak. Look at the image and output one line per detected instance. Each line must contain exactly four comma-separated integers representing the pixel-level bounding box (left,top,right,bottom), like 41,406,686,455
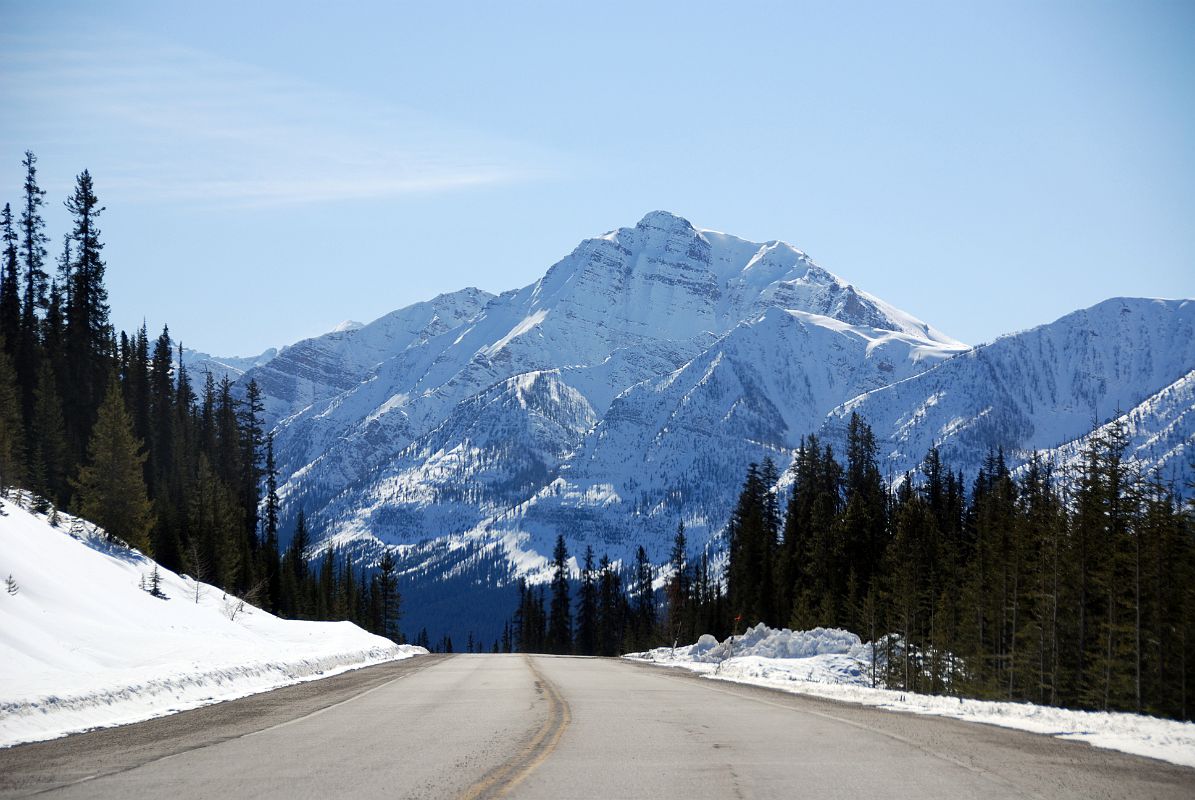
634,210,696,233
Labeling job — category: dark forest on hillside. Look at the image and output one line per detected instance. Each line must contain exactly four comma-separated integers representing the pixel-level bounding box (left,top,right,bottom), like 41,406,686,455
514,414,1195,721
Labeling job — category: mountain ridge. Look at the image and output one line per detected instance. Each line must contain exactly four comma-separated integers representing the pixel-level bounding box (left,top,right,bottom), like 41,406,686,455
184,213,1194,643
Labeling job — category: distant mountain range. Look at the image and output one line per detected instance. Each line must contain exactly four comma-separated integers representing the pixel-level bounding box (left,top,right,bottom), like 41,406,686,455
196,212,1193,642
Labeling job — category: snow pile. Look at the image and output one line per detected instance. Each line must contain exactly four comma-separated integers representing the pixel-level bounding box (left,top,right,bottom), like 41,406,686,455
631,624,874,687
0,499,425,747
627,625,1195,768
678,623,869,662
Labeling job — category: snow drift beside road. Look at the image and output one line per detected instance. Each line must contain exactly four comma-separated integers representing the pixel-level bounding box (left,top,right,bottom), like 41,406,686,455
0,499,424,747
627,624,1195,769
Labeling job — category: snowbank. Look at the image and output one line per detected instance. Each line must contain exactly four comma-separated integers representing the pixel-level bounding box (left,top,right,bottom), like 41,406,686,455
0,499,425,747
627,624,1195,769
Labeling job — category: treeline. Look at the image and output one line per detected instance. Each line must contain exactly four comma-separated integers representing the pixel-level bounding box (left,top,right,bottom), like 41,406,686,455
726,413,1194,720
511,530,729,657
0,152,403,641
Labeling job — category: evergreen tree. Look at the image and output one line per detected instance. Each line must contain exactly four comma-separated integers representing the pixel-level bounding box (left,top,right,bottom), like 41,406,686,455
262,432,281,611
29,360,69,505
596,556,626,657
73,378,152,551
0,204,20,360
148,326,174,488
547,534,572,654
575,545,598,656
838,414,887,629
727,462,775,625
237,379,265,545
0,343,23,488
16,151,49,431
62,169,111,458
666,521,691,645
377,549,402,642
633,545,656,648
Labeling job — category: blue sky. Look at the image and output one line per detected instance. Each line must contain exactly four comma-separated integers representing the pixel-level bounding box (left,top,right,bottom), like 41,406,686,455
1,1,1191,355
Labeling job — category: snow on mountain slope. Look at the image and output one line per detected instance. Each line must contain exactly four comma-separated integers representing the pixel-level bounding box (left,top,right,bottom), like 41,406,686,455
261,212,961,540
330,370,599,544
825,298,1195,481
180,346,279,385
488,307,963,562
0,498,423,747
1024,368,1195,492
249,286,493,424
205,210,1192,645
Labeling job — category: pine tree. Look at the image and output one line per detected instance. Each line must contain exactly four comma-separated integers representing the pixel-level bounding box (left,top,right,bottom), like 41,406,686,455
666,522,691,645
237,379,264,545
633,545,656,649
187,454,243,591
839,414,887,629
0,204,20,360
29,360,69,504
148,326,174,487
575,545,598,656
547,534,572,654
16,151,49,432
73,378,152,551
262,432,281,611
0,343,23,488
62,169,111,459
377,549,402,642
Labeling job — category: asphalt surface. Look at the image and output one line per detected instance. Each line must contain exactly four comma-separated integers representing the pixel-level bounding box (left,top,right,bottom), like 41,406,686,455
1,653,1192,799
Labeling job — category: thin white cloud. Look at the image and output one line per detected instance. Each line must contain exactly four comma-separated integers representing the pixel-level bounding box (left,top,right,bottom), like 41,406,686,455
0,32,556,206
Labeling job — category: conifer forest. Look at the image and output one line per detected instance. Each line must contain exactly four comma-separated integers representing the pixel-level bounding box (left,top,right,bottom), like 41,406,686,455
513,412,1194,721
0,152,401,640
3,150,1193,723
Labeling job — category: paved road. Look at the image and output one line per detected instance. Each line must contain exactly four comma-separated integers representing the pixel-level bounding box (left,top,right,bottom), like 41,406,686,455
2,654,1192,799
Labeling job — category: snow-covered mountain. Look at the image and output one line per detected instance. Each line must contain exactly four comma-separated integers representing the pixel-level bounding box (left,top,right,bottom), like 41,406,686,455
825,298,1195,484
222,212,1192,641
1022,367,1195,492
247,212,961,547
181,346,278,385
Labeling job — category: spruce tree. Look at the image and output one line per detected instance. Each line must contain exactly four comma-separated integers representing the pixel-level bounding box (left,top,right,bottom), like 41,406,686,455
575,545,598,656
0,344,23,488
0,204,20,359
148,326,174,487
16,151,49,431
62,169,111,457
595,555,624,656
547,534,572,654
237,379,264,545
633,545,656,648
262,432,281,610
30,360,69,505
666,522,691,645
73,378,152,551
377,549,401,642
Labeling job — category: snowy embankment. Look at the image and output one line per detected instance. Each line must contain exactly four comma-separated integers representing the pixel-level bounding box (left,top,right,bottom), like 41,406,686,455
626,624,1195,769
0,499,425,747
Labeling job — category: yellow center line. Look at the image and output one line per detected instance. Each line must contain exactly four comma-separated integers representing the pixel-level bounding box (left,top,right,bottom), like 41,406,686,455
458,655,571,800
